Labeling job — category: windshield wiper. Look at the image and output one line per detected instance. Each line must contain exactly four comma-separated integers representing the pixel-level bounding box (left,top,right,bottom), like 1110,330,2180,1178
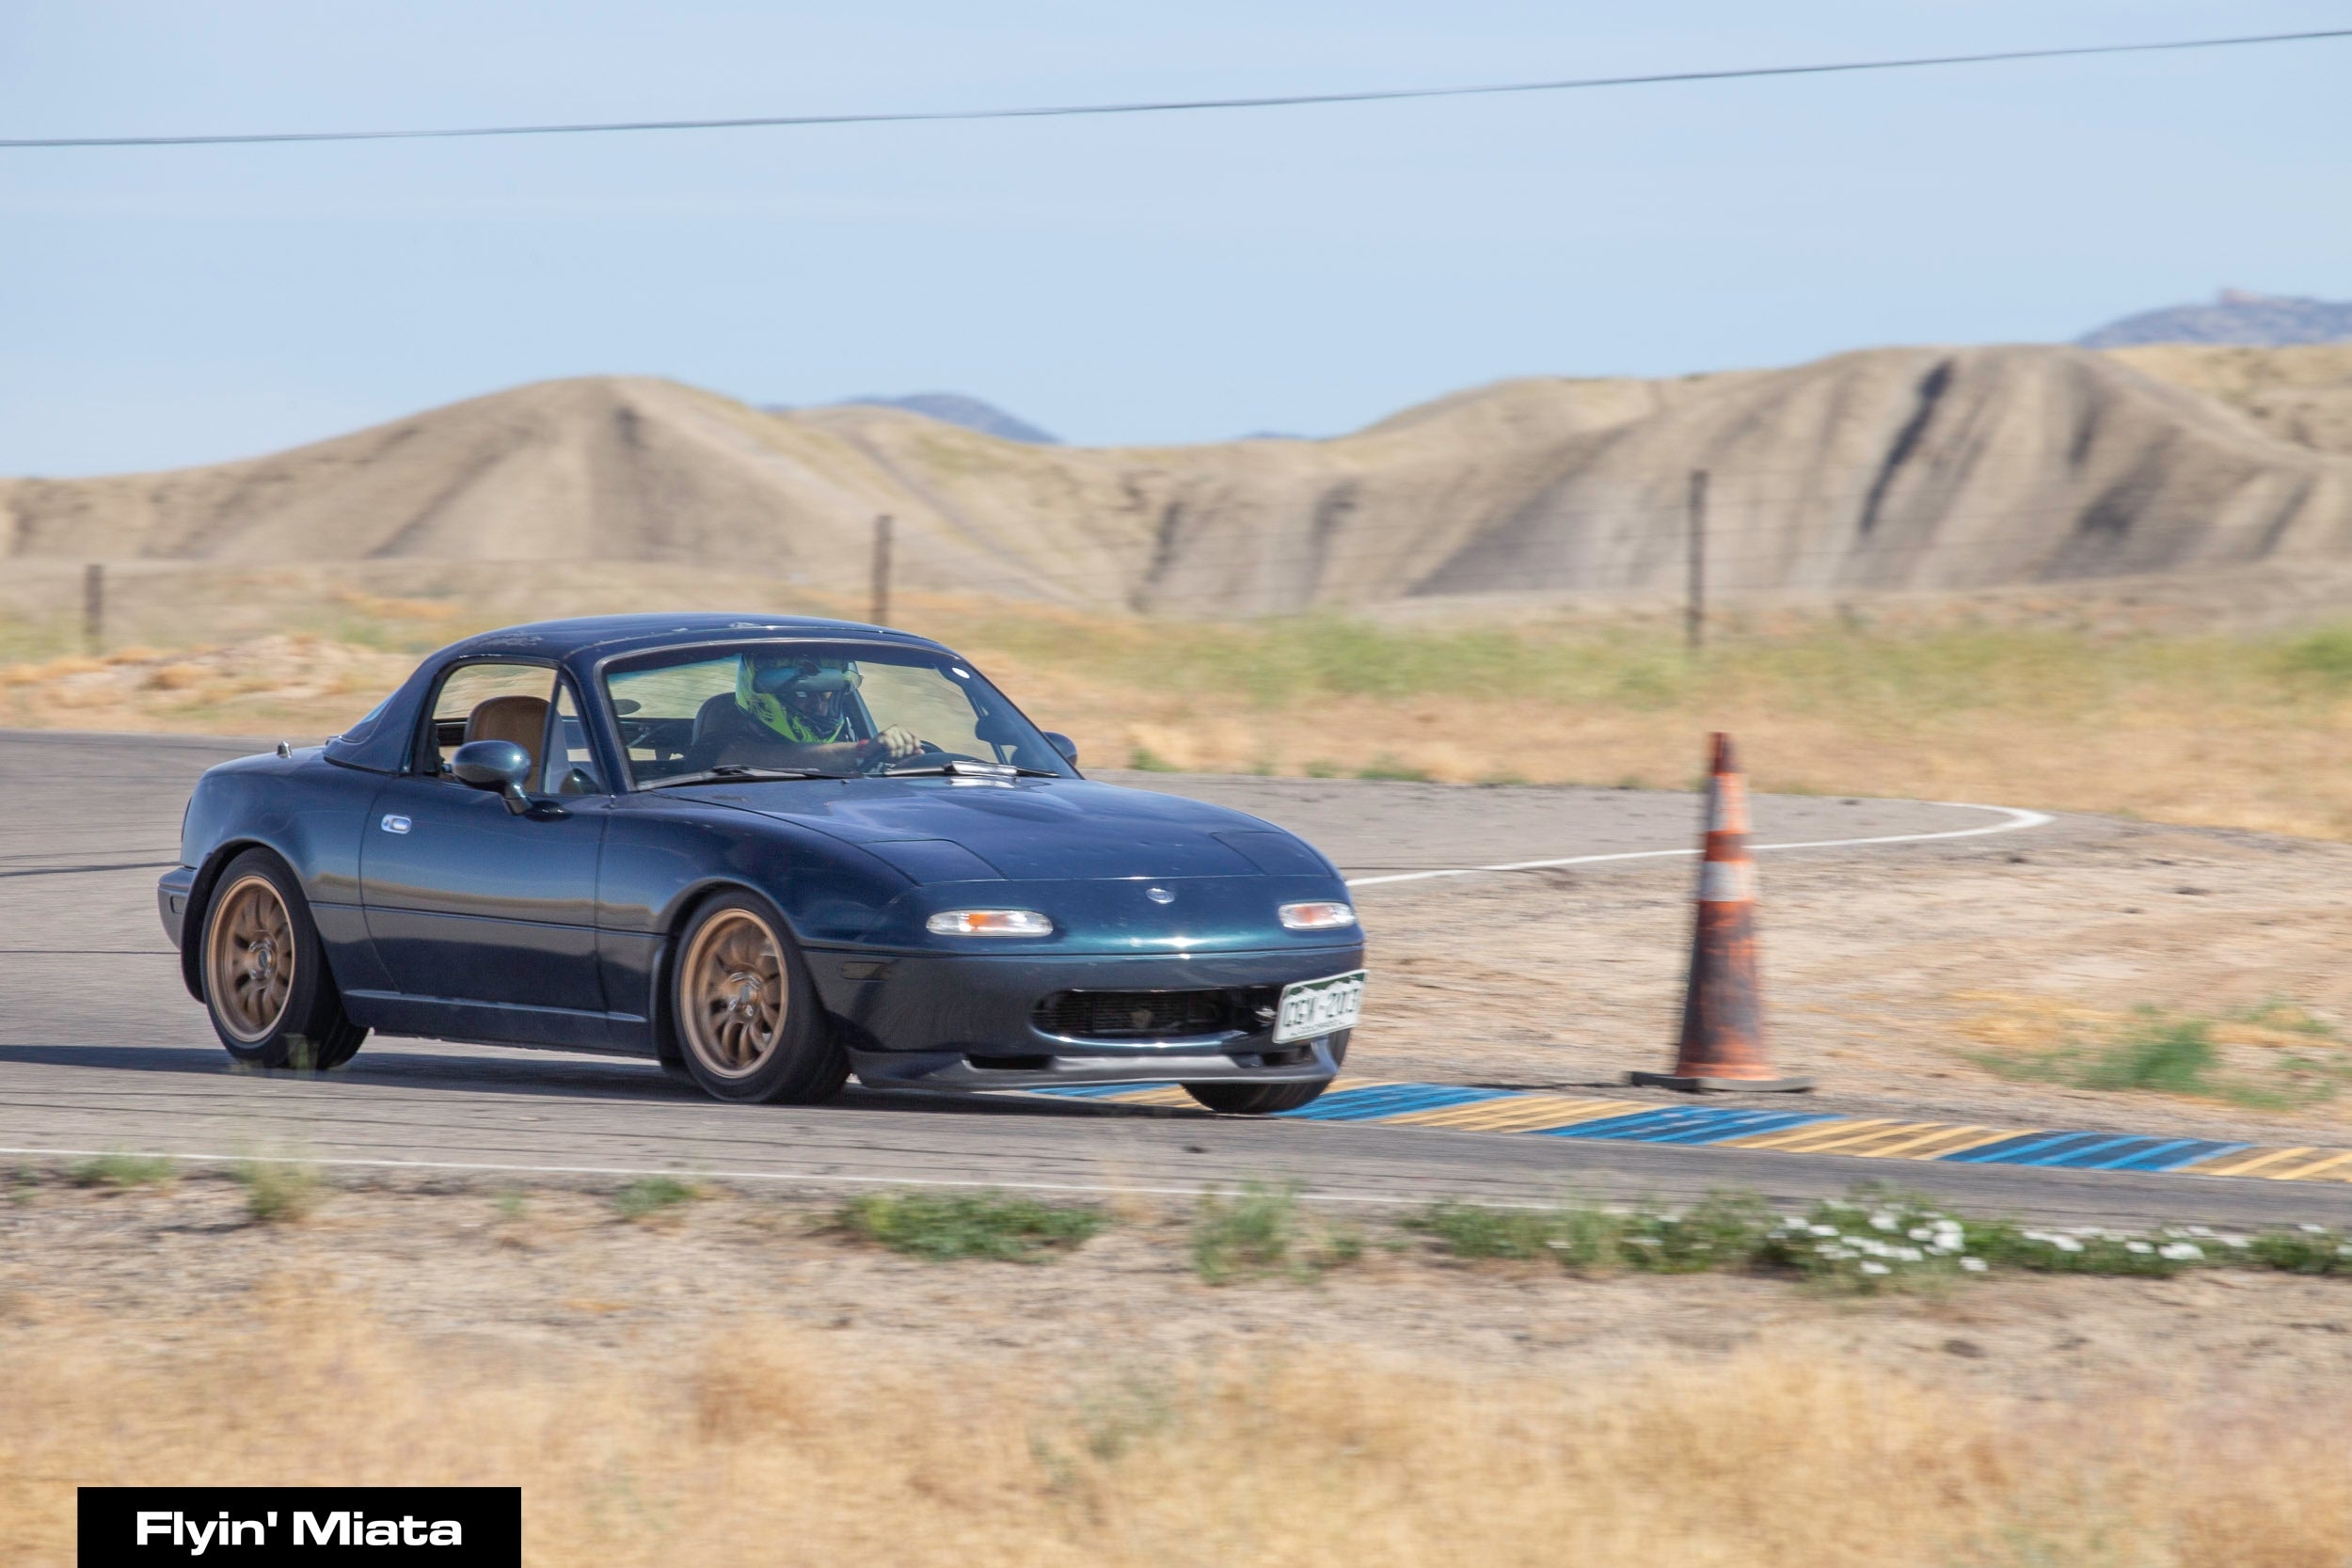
643,765,846,790
875,759,1062,779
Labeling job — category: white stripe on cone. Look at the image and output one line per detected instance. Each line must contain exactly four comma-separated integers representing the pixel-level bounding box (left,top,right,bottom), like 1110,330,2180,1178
1698,859,1756,903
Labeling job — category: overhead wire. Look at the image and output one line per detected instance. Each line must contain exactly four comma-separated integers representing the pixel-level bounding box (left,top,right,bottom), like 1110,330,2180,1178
2,27,2347,150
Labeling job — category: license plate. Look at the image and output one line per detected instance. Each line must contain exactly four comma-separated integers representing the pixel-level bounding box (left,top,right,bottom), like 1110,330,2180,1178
1273,970,1366,1044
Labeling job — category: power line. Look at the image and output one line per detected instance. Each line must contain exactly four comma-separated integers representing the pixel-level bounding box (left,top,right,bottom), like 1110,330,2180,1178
3,27,2347,150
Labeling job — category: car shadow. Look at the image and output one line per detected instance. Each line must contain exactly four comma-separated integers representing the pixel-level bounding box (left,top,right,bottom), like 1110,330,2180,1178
0,1040,1202,1121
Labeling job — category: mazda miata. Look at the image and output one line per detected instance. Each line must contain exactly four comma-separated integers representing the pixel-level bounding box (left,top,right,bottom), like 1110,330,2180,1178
158,614,1364,1111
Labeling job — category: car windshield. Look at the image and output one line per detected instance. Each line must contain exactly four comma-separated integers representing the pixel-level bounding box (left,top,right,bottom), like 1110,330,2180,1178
603,641,1075,788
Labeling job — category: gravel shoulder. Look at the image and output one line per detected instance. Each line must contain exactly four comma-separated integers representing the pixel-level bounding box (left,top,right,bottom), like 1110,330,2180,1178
8,1171,2352,1408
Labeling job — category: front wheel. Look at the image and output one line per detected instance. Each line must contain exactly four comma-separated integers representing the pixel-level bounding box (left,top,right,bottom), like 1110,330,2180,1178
199,848,367,1069
668,893,847,1104
1182,1080,1329,1115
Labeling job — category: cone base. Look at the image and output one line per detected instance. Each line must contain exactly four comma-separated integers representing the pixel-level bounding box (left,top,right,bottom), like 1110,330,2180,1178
1629,1070,1815,1094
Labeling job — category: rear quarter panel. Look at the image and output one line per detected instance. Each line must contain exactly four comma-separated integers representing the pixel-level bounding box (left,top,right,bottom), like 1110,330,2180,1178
178,752,388,998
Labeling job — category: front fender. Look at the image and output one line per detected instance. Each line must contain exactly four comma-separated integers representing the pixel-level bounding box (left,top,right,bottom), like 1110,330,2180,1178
594,795,919,1024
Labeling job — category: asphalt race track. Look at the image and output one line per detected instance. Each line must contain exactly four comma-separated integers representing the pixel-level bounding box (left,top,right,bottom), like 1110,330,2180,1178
4,727,2346,1230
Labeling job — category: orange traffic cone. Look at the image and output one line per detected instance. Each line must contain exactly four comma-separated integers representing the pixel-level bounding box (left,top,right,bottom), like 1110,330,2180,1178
1630,734,1813,1093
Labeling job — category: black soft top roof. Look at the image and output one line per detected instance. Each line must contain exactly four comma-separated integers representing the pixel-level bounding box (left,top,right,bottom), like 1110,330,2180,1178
323,613,953,773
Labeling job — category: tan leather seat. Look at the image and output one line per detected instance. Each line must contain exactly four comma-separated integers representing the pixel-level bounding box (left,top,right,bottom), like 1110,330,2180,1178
464,695,548,769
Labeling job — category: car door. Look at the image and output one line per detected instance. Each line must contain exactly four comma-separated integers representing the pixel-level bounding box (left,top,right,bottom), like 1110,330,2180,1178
359,660,611,1028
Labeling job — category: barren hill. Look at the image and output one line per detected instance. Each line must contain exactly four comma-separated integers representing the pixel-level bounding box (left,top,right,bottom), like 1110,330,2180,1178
6,344,2351,615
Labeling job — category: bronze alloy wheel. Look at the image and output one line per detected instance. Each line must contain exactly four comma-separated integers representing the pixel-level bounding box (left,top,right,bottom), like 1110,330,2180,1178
207,872,296,1044
679,909,789,1079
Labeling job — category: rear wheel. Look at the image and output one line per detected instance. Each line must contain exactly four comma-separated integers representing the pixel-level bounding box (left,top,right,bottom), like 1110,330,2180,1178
199,848,367,1069
1182,1032,1346,1115
669,893,847,1104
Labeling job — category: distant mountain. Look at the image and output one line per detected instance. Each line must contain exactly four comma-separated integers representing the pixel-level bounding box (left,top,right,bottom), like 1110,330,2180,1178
2079,290,2352,348
12,346,2352,618
829,392,1060,444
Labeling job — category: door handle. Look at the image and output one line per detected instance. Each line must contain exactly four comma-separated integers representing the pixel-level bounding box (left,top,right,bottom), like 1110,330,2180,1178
380,815,412,834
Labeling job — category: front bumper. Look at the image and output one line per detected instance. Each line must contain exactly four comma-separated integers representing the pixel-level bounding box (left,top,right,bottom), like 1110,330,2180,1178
809,943,1363,1091
848,1031,1347,1091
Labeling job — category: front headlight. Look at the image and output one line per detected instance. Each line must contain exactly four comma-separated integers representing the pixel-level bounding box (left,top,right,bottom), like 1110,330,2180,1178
1279,900,1356,931
927,909,1055,937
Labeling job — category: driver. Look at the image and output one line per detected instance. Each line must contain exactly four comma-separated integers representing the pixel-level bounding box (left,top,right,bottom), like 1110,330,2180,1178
732,652,922,771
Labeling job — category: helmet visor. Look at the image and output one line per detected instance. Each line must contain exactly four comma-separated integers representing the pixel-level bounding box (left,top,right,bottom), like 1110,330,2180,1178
745,654,862,697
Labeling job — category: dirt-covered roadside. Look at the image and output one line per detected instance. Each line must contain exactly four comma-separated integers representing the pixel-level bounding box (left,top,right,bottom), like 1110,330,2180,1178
1349,810,2352,1146
7,1169,2352,1404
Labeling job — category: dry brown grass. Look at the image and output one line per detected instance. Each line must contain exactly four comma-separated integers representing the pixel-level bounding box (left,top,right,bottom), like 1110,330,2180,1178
8,580,2352,839
3,1284,2345,1567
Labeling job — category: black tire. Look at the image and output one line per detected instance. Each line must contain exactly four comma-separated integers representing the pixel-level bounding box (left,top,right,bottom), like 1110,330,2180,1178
198,847,367,1070
1183,1080,1329,1115
1182,1032,1346,1115
667,891,847,1104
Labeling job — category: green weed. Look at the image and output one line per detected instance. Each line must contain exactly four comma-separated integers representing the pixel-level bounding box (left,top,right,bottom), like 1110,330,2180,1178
834,1191,1105,1261
1027,1375,1179,1494
1124,746,1180,772
612,1176,706,1221
1354,754,1433,782
1191,1181,1359,1284
67,1153,177,1190
1406,1187,2334,1293
233,1160,319,1224
1972,1006,2343,1109
1408,1200,1623,1267
2077,1018,2218,1094
2281,626,2352,688
2245,1225,2352,1275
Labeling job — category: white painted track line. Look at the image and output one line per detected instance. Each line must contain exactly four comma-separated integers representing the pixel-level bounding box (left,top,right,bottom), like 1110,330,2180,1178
1343,802,2054,887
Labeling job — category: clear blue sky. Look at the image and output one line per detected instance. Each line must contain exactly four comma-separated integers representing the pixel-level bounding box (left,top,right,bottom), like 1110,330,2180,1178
1,1,2345,475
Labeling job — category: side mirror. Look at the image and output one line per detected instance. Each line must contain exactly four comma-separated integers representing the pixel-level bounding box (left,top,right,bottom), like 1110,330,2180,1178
1044,732,1079,766
450,739,533,814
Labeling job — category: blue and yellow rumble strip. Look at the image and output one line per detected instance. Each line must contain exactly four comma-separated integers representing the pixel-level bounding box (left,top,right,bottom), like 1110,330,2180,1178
1025,1079,2352,1182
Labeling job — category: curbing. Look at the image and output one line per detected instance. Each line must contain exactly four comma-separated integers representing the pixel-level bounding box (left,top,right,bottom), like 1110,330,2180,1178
1027,1077,2352,1183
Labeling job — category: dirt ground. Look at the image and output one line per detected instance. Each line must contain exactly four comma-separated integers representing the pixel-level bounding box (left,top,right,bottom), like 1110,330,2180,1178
13,1172,2351,1567
1349,810,2352,1145
8,1171,2351,1407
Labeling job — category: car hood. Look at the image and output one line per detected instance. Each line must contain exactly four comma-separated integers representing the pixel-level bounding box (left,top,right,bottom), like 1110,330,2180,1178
675,776,1332,881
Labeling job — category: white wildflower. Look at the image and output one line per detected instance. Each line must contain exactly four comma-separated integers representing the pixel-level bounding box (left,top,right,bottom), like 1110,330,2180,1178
1860,1261,1890,1275
2052,1237,2083,1254
2301,1224,2326,1234
1809,1224,1838,1238
1871,1212,1899,1232
2158,1243,2202,1261
1960,1258,1989,1273
2126,1242,2153,1255
1908,1227,1931,1242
